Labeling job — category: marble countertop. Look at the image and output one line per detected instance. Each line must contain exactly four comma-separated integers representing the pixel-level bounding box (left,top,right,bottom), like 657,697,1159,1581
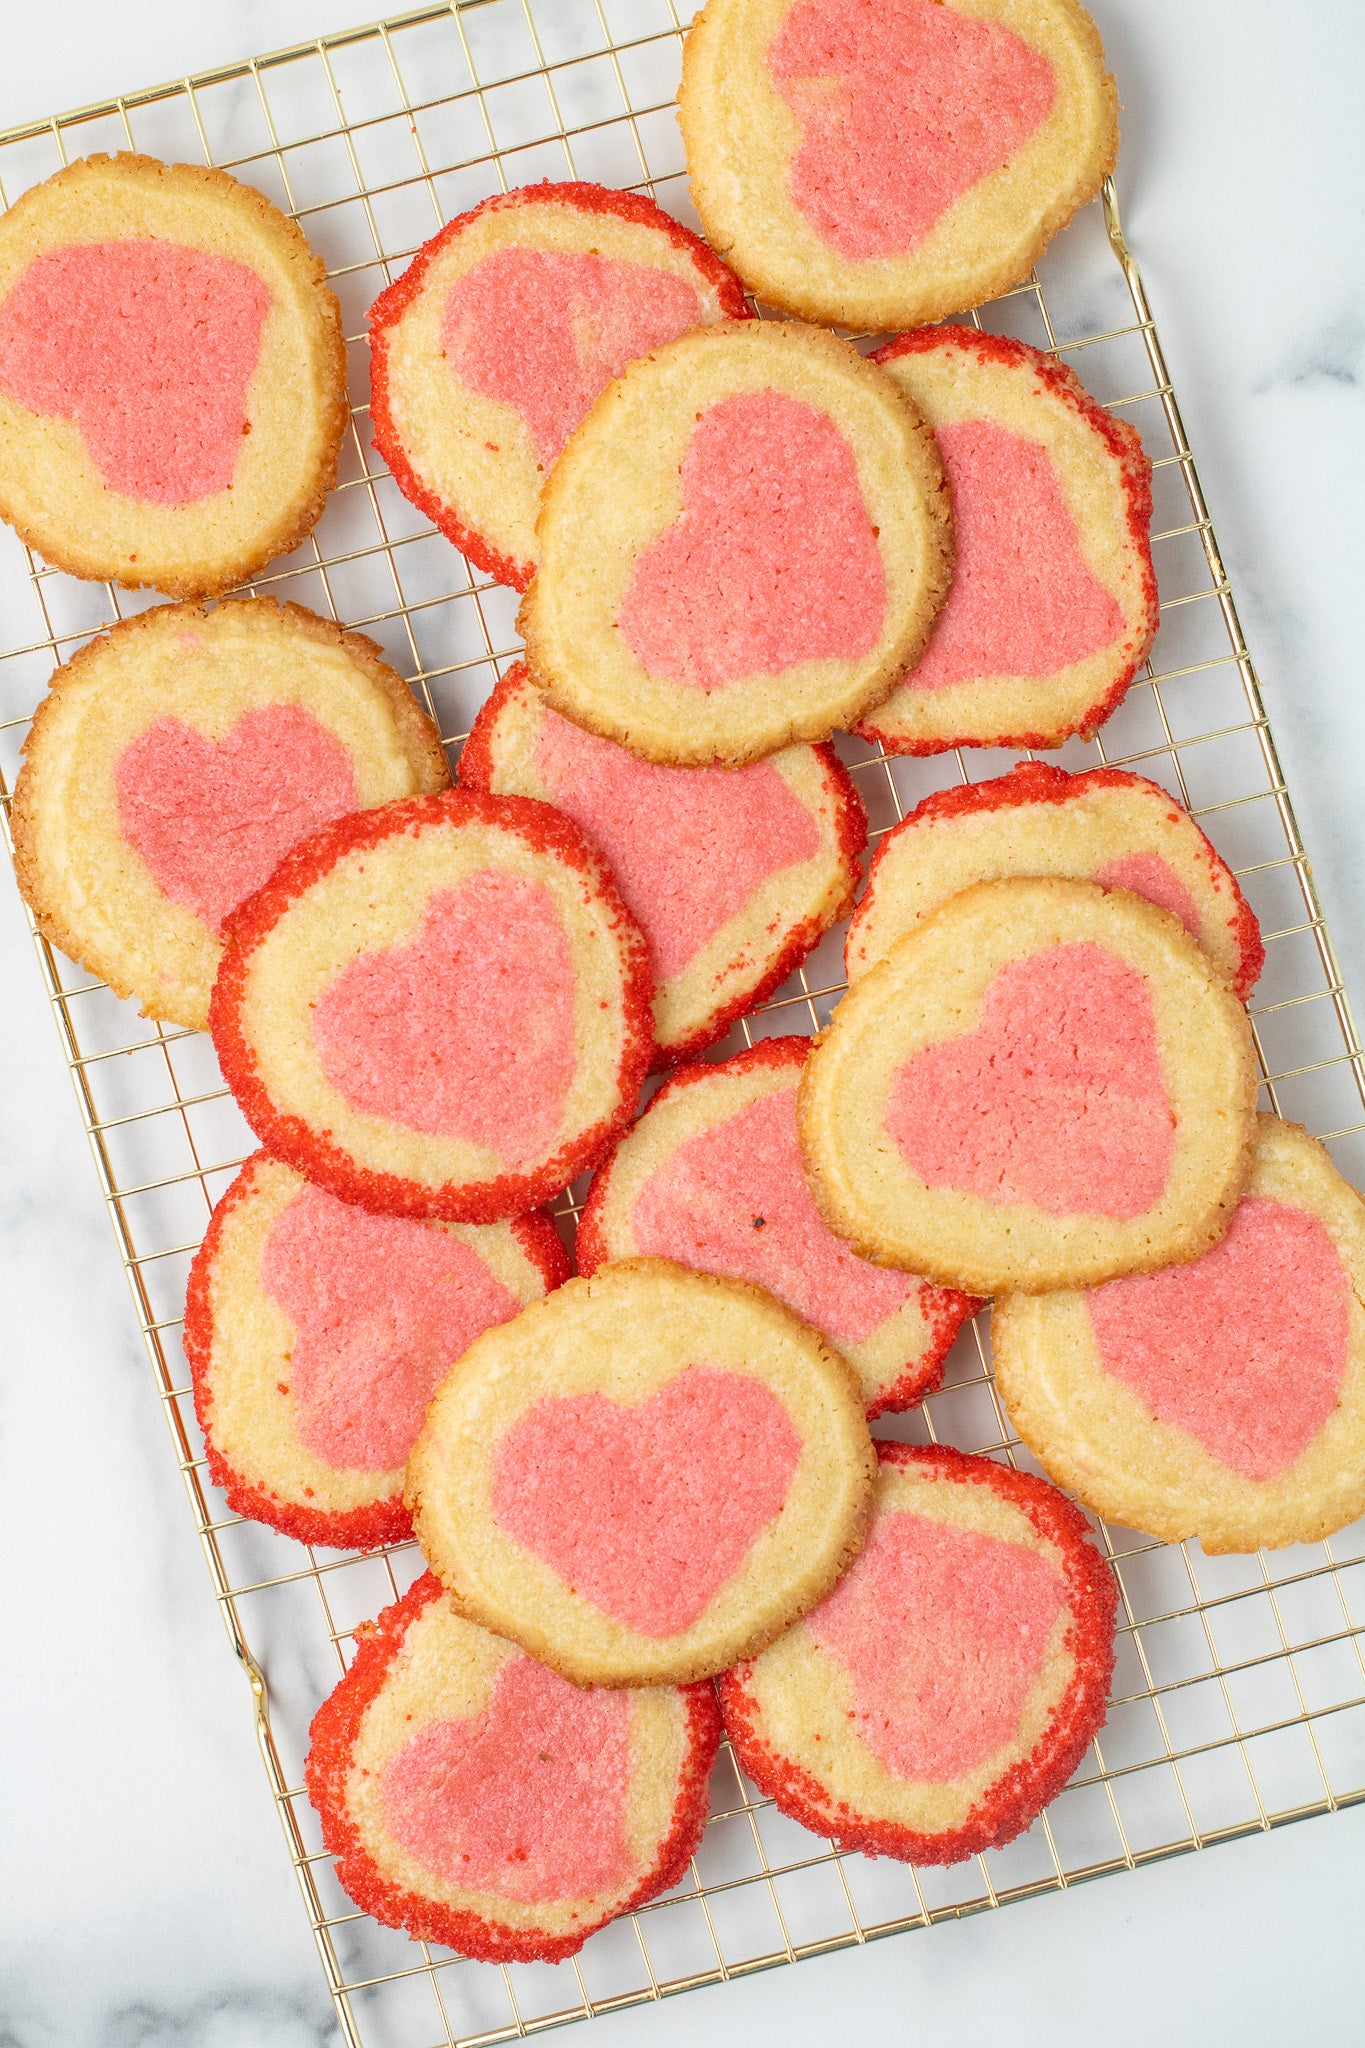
2,4,1363,2045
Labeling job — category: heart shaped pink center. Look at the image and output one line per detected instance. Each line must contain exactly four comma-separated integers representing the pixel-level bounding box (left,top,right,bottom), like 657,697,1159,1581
443,248,706,470
0,239,271,503
809,1509,1069,1780
532,706,820,979
114,706,359,936
887,941,1174,1220
1088,1197,1350,1481
381,1654,633,1903
770,0,1056,259
910,421,1126,692
312,871,577,1168
617,389,886,692
1093,852,1202,941
259,1183,521,1472
492,1365,802,1636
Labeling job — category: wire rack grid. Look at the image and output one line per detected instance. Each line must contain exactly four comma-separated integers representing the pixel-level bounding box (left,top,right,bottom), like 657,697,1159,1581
1,4,1364,2044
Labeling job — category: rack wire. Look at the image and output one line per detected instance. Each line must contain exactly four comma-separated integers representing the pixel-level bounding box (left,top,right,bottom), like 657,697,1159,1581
1,4,1363,2042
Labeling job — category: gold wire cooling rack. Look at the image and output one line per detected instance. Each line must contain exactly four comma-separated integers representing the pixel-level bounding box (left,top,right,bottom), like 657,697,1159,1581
2,4,1364,2043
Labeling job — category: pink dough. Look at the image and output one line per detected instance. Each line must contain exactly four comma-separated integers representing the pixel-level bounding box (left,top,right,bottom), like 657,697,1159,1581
769,0,1056,260
888,942,1174,1219
1088,1197,1350,1481
532,707,820,979
0,240,270,503
114,706,359,936
382,1654,633,1902
909,421,1125,692
810,1509,1069,1779
617,390,886,691
492,1365,802,1636
259,1183,521,1471
442,247,705,470
1095,852,1202,941
312,871,576,1168
631,1085,917,1345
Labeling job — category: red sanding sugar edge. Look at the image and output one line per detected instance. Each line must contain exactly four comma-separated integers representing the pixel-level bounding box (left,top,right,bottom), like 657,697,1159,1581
854,326,1159,755
208,788,656,1224
304,1569,722,1960
850,758,1264,1002
368,182,750,593
717,1442,1118,1867
183,1151,571,1550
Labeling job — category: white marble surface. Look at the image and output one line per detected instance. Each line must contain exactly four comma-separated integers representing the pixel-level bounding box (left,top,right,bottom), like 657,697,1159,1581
2,4,1364,2044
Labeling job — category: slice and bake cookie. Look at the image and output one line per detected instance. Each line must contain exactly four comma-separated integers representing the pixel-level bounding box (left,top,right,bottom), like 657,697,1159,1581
800,877,1259,1295
994,1117,1365,1553
184,1154,568,1551
719,1443,1116,1865
12,599,448,1030
370,181,747,591
519,319,952,767
209,789,653,1222
847,761,1262,1001
406,1258,875,1686
857,328,1156,754
680,0,1118,332
578,1040,978,1417
0,154,345,595
460,663,865,1059
307,1572,720,1959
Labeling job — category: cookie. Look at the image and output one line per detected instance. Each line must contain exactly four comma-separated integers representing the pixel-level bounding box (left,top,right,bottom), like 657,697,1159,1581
679,0,1119,333
718,1443,1116,1865
578,1040,978,1416
459,663,865,1060
184,1153,569,1551
0,153,346,596
847,761,1262,1001
406,1258,876,1686
993,1116,1365,1553
306,1572,721,1960
519,318,952,767
799,877,1259,1295
856,328,1156,754
369,181,747,591
209,789,653,1223
11,598,448,1031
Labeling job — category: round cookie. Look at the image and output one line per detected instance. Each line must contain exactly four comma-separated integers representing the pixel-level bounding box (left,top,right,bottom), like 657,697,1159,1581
578,1040,979,1416
460,663,866,1060
679,0,1118,333
847,762,1263,1001
184,1153,569,1551
0,153,346,595
369,181,747,591
799,876,1259,1295
518,318,952,768
306,1571,721,1960
209,789,653,1223
857,328,1157,754
993,1116,1365,1553
12,599,449,1031
405,1258,876,1686
718,1443,1116,1865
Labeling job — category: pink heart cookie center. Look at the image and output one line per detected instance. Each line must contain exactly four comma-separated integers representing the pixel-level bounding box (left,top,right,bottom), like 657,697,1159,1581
617,389,886,692
0,239,271,504
114,706,359,937
770,0,1057,260
1088,1196,1350,1481
809,1509,1069,1780
312,870,577,1169
381,1653,633,1903
887,941,1175,1220
259,1183,521,1472
492,1364,802,1636
1093,852,1202,943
